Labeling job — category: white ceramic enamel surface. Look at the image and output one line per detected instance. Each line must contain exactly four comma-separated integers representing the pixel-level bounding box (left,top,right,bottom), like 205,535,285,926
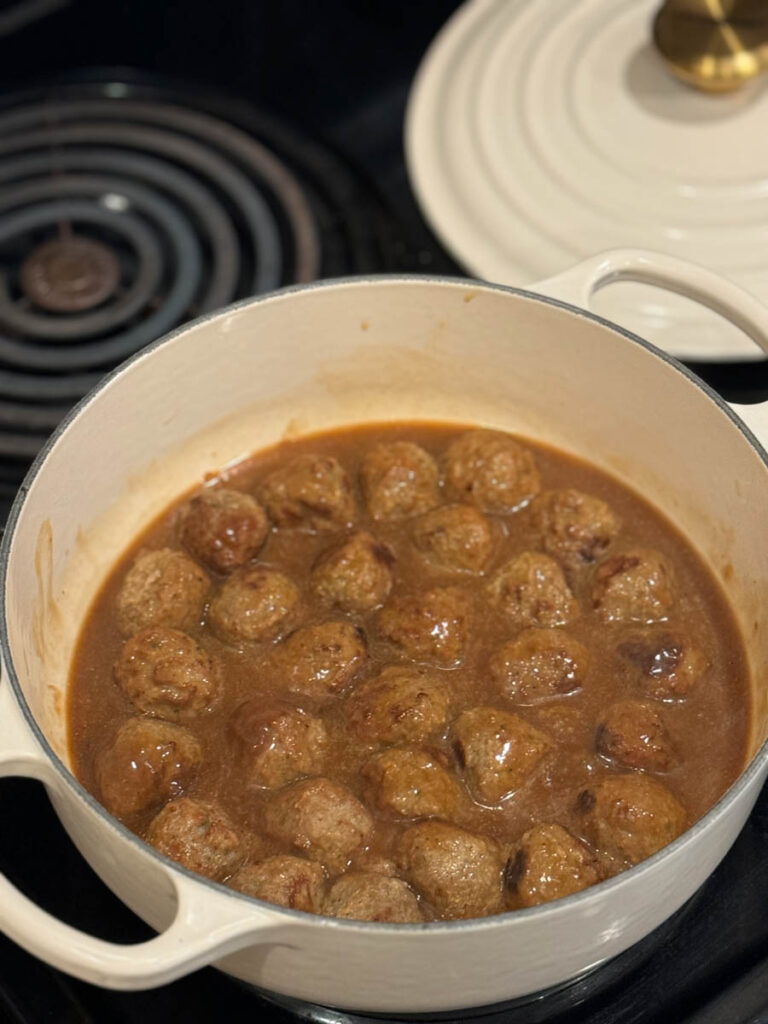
405,0,768,361
2,250,768,1012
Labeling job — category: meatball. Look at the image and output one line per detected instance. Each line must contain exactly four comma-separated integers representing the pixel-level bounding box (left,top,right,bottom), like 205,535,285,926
260,453,356,532
378,586,471,666
592,549,675,624
531,489,620,571
618,631,708,700
361,441,440,522
113,626,221,720
270,621,367,700
180,488,269,574
263,777,373,873
596,700,675,772
117,548,210,636
324,872,423,923
96,717,202,819
397,821,503,919
231,700,328,789
345,665,452,746
362,748,463,820
208,565,301,644
489,628,590,704
505,823,601,908
147,797,245,880
443,430,540,514
348,851,399,877
488,553,578,629
578,773,688,865
451,707,551,803
411,504,493,573
230,855,325,913
310,531,394,613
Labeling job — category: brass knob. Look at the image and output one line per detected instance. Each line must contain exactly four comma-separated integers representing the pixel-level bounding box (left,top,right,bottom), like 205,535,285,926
653,0,768,93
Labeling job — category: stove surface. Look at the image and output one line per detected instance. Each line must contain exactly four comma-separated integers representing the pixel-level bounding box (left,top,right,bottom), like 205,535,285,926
0,3,766,1023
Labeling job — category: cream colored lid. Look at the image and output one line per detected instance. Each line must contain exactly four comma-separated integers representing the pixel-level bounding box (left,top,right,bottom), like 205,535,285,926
406,0,768,361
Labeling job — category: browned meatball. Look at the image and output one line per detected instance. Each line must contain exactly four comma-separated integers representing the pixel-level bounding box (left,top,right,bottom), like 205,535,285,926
96,718,202,819
411,504,493,573
397,821,503,919
345,665,453,746
578,773,688,865
596,700,675,772
348,851,399,877
310,531,394,613
489,628,589,704
443,430,540,514
229,855,325,913
362,748,463,820
618,631,709,700
117,548,210,636
531,489,620,571
263,777,373,873
269,621,367,700
113,627,221,721
230,700,328,789
378,586,471,666
260,453,356,532
592,549,675,624
324,872,423,923
505,823,601,908
147,797,245,880
361,441,440,521
488,553,578,629
208,565,301,644
451,707,551,803
180,488,269,574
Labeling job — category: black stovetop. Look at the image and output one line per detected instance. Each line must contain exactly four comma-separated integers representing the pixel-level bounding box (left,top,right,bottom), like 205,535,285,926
0,3,768,1022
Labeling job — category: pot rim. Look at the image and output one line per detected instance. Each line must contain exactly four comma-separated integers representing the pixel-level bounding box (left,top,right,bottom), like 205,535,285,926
2,271,767,934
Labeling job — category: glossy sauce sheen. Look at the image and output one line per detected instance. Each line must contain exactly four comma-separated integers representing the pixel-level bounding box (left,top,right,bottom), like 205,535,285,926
68,423,750,917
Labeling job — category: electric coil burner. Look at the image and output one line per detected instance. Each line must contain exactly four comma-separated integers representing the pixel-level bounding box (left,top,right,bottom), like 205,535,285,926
0,95,318,445
0,81,415,517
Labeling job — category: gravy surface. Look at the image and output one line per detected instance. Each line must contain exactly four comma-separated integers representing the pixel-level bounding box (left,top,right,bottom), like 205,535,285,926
68,423,750,919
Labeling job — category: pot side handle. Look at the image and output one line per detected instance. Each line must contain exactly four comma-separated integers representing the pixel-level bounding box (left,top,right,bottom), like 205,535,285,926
533,248,768,357
0,676,279,990
533,248,768,444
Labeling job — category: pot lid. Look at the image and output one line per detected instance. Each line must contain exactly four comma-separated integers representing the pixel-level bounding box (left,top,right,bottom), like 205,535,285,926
406,0,768,362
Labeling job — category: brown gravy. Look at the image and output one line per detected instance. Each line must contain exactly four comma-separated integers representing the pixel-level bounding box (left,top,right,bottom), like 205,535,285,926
67,423,751,919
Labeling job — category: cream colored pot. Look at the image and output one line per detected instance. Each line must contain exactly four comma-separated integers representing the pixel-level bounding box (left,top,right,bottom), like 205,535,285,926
2,250,768,1014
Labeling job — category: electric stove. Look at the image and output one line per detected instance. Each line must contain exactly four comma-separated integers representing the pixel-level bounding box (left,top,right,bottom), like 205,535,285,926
0,3,766,1022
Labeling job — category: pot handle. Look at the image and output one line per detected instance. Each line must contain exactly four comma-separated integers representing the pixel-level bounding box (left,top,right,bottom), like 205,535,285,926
0,675,279,990
532,248,768,357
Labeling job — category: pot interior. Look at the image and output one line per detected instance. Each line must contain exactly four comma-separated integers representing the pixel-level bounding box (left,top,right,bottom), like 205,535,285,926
4,277,768,772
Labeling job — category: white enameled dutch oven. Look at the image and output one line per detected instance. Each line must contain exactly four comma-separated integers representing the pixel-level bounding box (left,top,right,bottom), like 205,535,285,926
2,250,768,1014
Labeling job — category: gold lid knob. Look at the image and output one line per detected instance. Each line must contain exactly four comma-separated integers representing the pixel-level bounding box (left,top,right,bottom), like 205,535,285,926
653,0,768,93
